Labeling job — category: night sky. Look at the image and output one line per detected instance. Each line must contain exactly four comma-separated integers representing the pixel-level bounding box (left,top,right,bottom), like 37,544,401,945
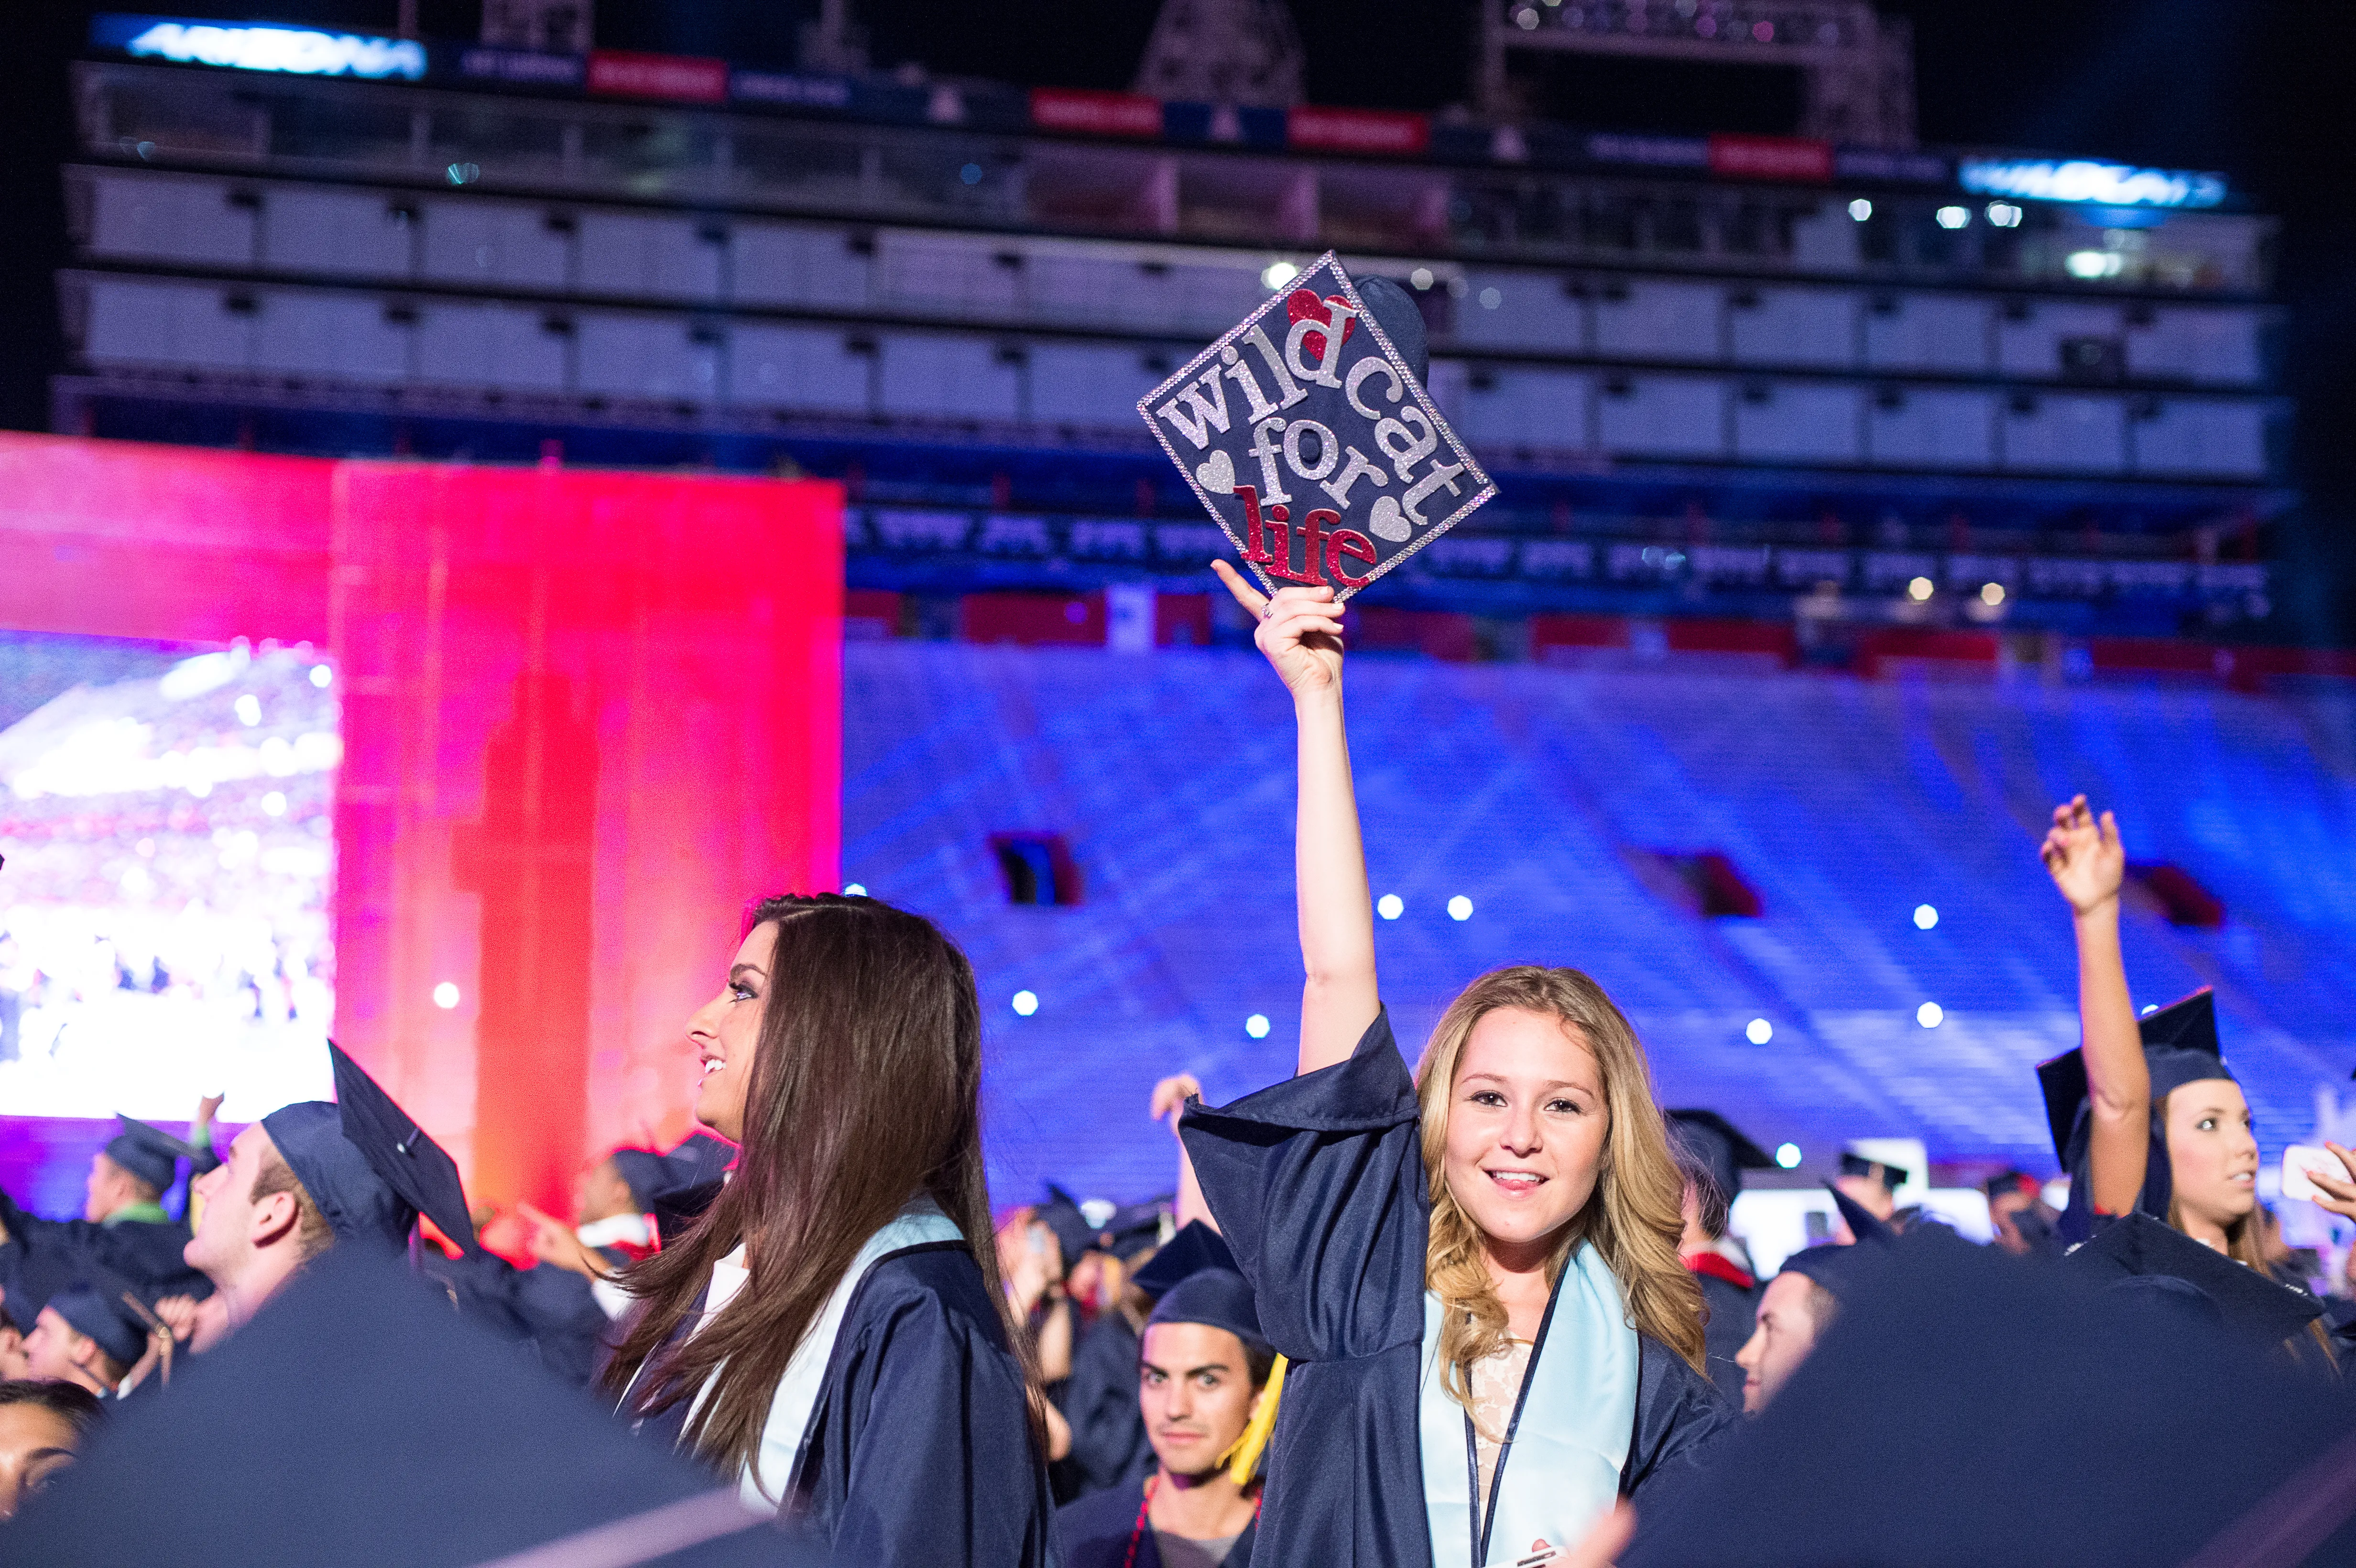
3,1,2349,640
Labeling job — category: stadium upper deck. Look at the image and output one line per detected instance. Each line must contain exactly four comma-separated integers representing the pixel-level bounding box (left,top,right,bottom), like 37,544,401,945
52,15,2289,642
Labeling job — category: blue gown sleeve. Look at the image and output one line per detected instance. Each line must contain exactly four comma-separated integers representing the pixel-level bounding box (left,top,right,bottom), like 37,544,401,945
1177,1007,1429,1363
1064,1316,1151,1494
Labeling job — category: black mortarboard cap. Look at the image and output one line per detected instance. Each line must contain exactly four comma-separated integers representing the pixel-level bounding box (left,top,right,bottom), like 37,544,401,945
1131,1220,1239,1300
1667,1109,1773,1206
105,1115,197,1194
1776,1186,1899,1305
1034,1185,1097,1269
1617,1230,2356,1568
45,1277,151,1368
1836,1151,1912,1193
4,1246,803,1566
2037,987,2233,1164
1099,1198,1167,1263
609,1132,735,1216
262,1045,477,1256
1145,1269,1271,1364
2065,1211,2323,1347
1826,1182,1894,1246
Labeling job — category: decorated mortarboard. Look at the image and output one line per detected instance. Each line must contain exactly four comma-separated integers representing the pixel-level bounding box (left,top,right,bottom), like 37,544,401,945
1131,1220,1239,1300
2064,1210,2323,1347
262,1044,478,1257
1139,255,1494,601
104,1115,200,1194
5,1245,803,1566
1667,1109,1774,1206
44,1274,153,1369
2036,987,2232,1165
1617,1225,2356,1568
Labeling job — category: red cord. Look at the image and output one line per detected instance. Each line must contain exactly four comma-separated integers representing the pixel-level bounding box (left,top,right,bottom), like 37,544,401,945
1122,1473,1265,1568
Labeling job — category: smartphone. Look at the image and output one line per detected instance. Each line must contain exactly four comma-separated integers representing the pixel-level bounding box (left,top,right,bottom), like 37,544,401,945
2282,1144,2340,1202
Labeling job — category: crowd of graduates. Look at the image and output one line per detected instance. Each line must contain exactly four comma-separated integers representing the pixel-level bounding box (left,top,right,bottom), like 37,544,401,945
1,572,2355,1565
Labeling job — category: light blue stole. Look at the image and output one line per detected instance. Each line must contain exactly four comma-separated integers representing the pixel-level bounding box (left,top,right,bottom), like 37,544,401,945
1418,1241,1638,1568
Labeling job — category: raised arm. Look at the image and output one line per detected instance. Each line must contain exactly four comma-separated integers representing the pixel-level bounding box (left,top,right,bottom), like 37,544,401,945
1212,564,1378,1076
1153,1073,1214,1229
2040,795,2147,1216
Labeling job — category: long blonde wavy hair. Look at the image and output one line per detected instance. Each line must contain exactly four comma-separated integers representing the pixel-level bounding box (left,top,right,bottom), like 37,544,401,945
1416,966,1706,1405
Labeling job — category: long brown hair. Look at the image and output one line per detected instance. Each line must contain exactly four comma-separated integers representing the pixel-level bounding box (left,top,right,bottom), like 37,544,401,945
600,894,1030,1492
1415,967,1707,1406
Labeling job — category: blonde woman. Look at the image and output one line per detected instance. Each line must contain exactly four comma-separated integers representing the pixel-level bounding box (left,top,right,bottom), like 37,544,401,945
1179,570,1734,1568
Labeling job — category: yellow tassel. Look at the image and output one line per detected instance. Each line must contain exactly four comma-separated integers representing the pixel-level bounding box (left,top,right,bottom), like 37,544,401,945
1218,1353,1286,1485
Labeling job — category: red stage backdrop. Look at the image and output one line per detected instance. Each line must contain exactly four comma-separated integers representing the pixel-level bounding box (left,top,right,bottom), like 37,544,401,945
0,434,842,1212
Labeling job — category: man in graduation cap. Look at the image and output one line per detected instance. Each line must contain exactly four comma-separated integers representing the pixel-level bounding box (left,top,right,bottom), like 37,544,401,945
0,1110,216,1328
1734,1187,1894,1415
1054,1234,1276,1568
182,1043,480,1338
520,1132,735,1321
22,1276,153,1401
1832,1145,1911,1225
1668,1109,1772,1402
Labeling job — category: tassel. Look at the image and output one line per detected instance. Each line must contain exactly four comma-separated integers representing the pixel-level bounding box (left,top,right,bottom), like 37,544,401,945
1219,1354,1286,1485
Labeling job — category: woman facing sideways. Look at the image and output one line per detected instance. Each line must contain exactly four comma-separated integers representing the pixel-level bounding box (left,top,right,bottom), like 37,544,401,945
1178,570,1734,1568
602,893,1052,1565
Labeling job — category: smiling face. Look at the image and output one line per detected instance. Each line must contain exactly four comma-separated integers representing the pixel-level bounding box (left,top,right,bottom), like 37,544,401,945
1440,1007,1610,1268
2163,1078,2258,1237
687,922,777,1144
1139,1321,1263,1481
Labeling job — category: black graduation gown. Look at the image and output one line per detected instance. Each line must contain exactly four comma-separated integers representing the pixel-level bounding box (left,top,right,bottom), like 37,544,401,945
1180,1009,1737,1568
1054,1473,1261,1568
0,1189,210,1315
1690,1265,1758,1404
1063,1309,1154,1498
633,1239,1051,1566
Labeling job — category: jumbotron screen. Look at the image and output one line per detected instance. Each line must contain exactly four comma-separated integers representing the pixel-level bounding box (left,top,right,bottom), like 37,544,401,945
0,633,338,1120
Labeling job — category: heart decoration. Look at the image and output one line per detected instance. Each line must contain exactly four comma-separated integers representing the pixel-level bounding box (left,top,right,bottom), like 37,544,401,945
1286,289,1357,361
1366,493,1409,542
1196,449,1236,494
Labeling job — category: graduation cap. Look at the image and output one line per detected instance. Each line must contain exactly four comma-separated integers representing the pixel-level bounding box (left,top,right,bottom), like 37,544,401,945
1837,1150,1912,1194
43,1276,152,1369
2036,987,2233,1165
1666,1109,1773,1207
1130,1220,1238,1300
2064,1211,2323,1348
1033,1185,1097,1268
1145,1269,1271,1365
610,1132,735,1220
1616,1228,2356,1568
1140,252,1494,602
5,1245,804,1566
1098,1198,1167,1263
103,1115,200,1194
1776,1185,1898,1305
262,1044,478,1257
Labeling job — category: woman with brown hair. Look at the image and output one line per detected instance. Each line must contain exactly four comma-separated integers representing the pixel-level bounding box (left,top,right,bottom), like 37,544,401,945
602,893,1051,1564
1177,570,1734,1568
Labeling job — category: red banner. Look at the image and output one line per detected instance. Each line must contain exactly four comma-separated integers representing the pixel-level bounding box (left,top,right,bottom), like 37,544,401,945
1708,133,1834,183
1029,87,1164,138
1289,105,1431,157
587,49,730,104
